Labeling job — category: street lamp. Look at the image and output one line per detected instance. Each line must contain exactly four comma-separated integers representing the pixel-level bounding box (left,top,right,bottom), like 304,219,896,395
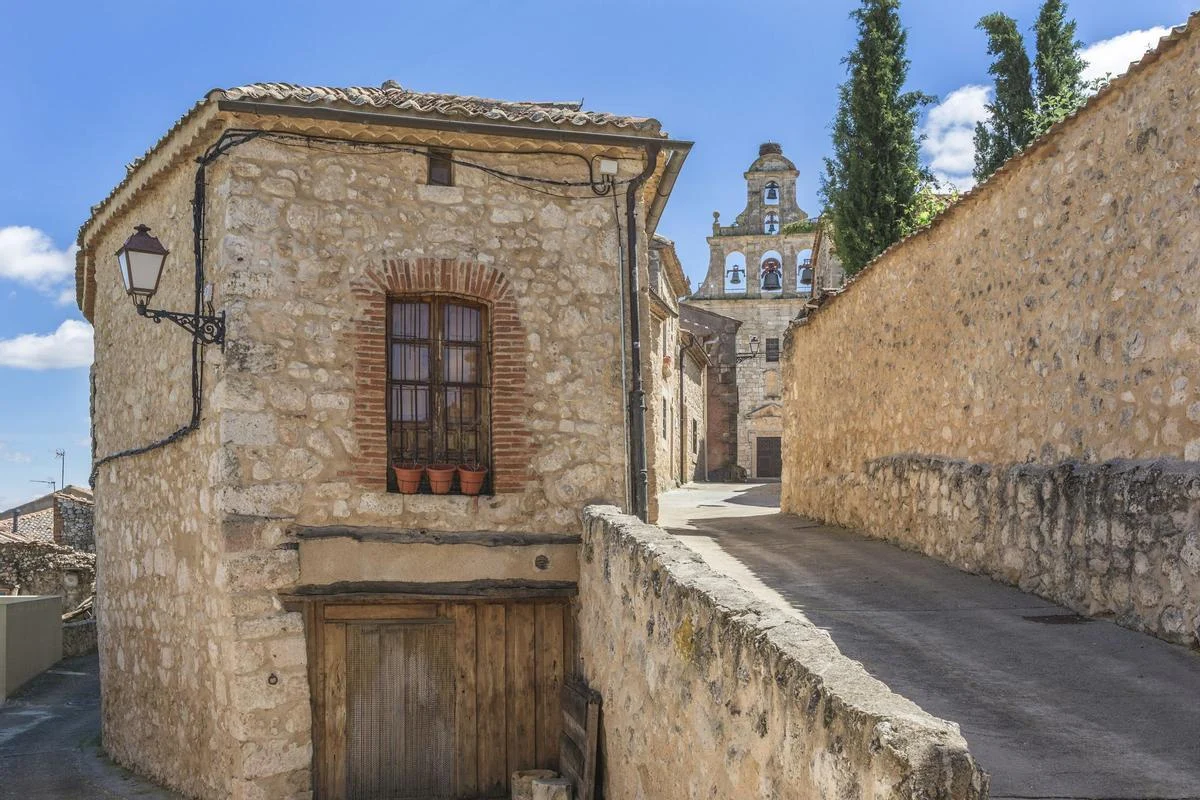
736,335,760,363
116,225,225,346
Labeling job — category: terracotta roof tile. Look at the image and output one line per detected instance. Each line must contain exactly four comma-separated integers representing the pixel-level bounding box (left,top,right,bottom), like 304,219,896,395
222,81,664,134
0,507,55,544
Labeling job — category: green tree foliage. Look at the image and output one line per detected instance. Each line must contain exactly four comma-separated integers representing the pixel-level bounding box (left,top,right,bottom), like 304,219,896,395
973,1,1088,182
972,13,1035,181
1034,0,1085,106
1026,76,1109,138
899,182,960,239
821,0,930,276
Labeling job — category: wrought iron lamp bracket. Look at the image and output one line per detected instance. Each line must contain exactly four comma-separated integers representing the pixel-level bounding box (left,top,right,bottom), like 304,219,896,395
136,305,226,348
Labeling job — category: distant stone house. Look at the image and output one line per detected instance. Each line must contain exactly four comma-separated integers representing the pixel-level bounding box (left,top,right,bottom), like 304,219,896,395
645,235,709,519
0,486,96,611
76,81,689,799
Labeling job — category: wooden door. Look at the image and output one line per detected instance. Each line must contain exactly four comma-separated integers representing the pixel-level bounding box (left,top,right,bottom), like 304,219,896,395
311,599,571,800
756,436,782,478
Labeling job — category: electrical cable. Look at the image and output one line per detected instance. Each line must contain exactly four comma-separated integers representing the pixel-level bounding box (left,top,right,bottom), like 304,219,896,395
88,124,632,485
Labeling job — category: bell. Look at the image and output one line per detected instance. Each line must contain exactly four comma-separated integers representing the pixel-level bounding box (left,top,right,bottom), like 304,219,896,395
766,224,777,234
766,185,778,200
729,271,742,285
762,270,782,291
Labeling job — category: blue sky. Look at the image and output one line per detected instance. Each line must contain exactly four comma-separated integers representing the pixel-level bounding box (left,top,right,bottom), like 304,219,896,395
0,0,1190,509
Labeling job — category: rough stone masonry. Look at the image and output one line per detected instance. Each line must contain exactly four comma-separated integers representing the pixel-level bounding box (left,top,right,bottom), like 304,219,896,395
782,17,1200,647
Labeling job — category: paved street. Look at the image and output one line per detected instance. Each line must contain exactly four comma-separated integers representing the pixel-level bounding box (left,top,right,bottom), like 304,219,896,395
0,655,179,799
661,482,1200,800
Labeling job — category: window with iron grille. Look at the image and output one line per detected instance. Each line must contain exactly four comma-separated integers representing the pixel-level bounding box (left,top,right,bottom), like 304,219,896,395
691,418,698,454
765,337,780,362
388,297,490,491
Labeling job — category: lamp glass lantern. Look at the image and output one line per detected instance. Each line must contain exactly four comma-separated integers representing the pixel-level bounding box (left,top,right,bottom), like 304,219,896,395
116,224,169,307
748,335,759,355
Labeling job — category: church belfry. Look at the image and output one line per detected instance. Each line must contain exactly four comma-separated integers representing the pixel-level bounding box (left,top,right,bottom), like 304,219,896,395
692,142,816,299
683,142,841,481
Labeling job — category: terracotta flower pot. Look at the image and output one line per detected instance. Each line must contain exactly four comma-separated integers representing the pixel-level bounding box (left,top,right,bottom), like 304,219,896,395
392,463,424,494
426,464,457,495
458,464,489,496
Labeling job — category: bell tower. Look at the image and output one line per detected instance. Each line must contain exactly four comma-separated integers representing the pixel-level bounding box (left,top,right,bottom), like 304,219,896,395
683,142,823,480
692,143,817,299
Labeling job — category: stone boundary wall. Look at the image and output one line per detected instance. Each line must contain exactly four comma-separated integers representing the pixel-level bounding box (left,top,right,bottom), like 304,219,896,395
849,456,1200,645
63,619,98,657
783,21,1200,646
577,506,988,800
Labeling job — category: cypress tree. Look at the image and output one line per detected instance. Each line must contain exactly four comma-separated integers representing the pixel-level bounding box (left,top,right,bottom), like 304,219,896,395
821,0,929,276
1034,0,1085,106
972,13,1036,182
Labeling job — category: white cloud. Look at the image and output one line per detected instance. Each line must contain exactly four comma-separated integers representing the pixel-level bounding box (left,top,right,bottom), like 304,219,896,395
1080,27,1173,84
0,226,78,293
0,320,94,370
920,22,1179,189
0,442,31,464
920,85,990,190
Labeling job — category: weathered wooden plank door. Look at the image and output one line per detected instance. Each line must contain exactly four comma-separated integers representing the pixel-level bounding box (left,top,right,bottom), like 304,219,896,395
313,599,571,800
321,604,455,800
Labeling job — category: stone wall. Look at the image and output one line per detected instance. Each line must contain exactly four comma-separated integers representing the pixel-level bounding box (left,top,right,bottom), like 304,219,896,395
0,541,95,612
577,505,987,799
63,618,98,657
54,494,94,553
84,129,248,799
681,305,741,480
681,347,706,482
687,297,807,476
782,21,1200,646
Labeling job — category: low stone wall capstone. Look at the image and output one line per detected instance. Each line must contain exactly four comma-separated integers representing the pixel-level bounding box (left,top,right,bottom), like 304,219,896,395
578,505,989,800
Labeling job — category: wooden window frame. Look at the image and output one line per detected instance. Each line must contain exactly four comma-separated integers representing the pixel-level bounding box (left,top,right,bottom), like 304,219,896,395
428,148,454,187
386,295,491,493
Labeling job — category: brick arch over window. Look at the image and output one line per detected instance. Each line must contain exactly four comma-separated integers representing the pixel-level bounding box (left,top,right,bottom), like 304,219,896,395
347,258,532,494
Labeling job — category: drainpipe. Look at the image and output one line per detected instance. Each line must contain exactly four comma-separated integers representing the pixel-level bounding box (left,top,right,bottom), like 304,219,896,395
626,143,661,522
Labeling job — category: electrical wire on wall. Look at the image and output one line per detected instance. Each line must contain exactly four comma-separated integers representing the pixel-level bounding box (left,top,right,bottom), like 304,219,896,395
89,126,644,494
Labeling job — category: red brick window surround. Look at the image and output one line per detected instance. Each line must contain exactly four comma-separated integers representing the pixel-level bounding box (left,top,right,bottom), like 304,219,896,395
348,259,532,495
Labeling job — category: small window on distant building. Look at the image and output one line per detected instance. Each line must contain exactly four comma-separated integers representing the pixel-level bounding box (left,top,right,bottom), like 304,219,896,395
765,338,780,362
428,149,453,186
691,418,698,454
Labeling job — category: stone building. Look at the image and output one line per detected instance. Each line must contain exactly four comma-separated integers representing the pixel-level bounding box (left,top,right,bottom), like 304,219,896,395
678,304,741,480
685,143,843,478
646,235,709,519
0,487,96,612
76,81,689,799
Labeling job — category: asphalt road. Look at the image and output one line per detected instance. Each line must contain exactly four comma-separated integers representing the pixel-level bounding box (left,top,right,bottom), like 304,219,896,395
660,482,1200,800
0,654,180,799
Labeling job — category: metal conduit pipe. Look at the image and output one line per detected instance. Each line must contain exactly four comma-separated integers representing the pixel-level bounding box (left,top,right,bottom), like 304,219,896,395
624,143,661,522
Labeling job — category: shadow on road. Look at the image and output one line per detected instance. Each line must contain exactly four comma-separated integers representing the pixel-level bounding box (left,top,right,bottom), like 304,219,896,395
659,482,1200,800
